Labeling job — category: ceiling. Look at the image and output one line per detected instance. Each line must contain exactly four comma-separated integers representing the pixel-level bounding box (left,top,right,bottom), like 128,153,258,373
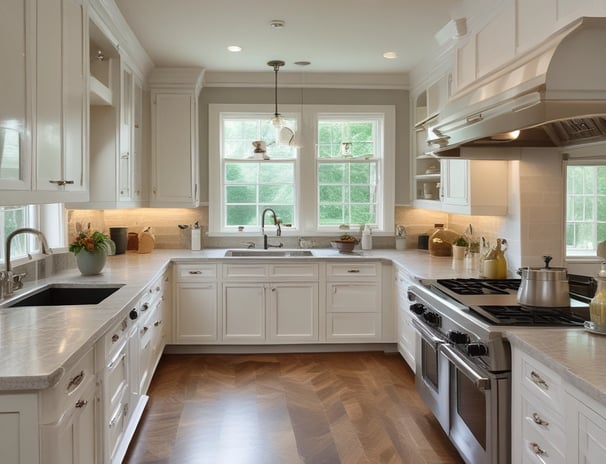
114,0,463,75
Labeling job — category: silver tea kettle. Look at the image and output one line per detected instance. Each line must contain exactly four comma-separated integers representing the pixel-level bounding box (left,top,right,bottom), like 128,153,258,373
517,256,570,307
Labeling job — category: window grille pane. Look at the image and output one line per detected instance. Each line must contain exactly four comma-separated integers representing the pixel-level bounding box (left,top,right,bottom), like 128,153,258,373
317,120,377,159
0,206,31,262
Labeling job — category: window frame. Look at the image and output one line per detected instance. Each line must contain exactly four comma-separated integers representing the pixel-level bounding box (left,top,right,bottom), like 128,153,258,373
208,104,395,236
565,159,606,257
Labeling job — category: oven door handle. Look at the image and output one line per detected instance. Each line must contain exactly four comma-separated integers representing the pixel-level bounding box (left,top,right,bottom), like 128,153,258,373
440,344,492,391
412,318,444,348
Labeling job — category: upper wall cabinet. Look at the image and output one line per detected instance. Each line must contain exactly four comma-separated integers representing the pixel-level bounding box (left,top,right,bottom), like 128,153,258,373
69,15,149,210
149,68,204,208
0,0,89,205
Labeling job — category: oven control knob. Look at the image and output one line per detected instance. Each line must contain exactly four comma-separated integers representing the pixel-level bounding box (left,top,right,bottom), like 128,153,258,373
423,311,441,327
448,331,470,344
409,303,426,315
129,309,138,320
467,343,488,357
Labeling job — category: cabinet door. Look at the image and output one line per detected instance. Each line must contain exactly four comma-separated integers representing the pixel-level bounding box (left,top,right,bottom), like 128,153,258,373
326,313,381,341
0,0,32,191
36,0,87,193
223,284,265,342
151,92,199,207
326,283,380,312
440,159,469,206
268,283,318,342
118,64,133,200
174,283,218,343
0,393,39,464
40,379,96,464
395,273,415,372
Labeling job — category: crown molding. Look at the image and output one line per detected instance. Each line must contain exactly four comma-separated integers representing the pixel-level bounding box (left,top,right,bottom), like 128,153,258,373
89,0,155,80
149,67,205,94
203,71,409,90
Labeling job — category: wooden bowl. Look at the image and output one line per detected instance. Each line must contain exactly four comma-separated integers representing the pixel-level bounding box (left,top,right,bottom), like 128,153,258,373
335,240,357,253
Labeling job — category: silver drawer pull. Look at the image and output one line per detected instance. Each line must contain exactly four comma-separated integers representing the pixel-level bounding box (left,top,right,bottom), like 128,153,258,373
142,326,149,334
532,412,549,427
67,371,84,391
75,399,88,409
347,269,360,273
141,303,150,312
108,352,126,370
108,408,121,429
188,270,203,275
154,320,162,327
530,371,549,389
111,334,120,343
49,179,74,186
530,442,546,456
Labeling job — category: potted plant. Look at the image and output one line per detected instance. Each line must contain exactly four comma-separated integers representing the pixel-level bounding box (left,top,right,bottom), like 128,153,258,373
69,229,112,275
452,236,469,260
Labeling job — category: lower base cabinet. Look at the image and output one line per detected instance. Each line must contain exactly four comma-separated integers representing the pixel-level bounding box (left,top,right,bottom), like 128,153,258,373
223,283,266,342
175,282,218,343
269,283,318,342
512,346,606,463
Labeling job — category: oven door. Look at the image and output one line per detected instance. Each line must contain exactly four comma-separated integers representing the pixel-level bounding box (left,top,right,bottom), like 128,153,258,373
412,318,449,432
440,344,511,464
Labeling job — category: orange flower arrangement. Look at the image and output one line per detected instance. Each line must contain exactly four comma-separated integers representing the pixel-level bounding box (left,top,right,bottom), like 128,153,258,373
69,230,110,255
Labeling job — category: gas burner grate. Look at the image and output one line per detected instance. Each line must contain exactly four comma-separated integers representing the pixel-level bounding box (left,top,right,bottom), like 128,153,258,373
435,278,520,295
471,305,587,326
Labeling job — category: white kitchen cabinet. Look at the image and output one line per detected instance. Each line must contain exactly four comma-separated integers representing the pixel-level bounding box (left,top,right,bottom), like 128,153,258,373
512,345,606,464
223,283,266,342
40,377,96,464
0,0,32,192
222,262,320,344
395,269,415,372
149,68,204,207
268,283,319,342
0,393,39,464
325,262,382,342
174,264,219,344
440,159,508,215
567,386,606,464
35,0,88,200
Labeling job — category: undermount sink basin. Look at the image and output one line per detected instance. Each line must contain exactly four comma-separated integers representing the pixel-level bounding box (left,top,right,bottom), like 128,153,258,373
224,249,314,257
3,284,124,308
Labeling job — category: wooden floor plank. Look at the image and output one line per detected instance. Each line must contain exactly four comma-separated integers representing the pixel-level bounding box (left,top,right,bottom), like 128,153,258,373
125,352,464,464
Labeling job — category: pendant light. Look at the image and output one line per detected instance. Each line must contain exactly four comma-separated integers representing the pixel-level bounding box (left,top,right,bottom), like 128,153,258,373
268,60,296,145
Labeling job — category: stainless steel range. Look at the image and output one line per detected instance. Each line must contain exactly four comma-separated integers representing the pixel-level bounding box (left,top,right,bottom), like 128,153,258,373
408,278,591,464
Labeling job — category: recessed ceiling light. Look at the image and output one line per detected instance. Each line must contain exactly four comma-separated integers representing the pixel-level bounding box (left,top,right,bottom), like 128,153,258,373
227,45,242,52
269,19,285,28
383,52,398,59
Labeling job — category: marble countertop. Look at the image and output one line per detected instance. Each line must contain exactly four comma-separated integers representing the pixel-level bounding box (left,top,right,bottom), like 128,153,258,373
1,247,604,407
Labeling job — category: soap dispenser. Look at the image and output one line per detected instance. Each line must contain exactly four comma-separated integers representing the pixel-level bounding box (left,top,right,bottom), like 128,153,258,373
361,225,372,250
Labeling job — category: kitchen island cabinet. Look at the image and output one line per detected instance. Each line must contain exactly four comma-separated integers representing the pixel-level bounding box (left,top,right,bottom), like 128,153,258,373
510,330,606,463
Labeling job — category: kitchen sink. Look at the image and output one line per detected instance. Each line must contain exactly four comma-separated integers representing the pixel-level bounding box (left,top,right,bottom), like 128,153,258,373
224,249,314,257
3,284,124,308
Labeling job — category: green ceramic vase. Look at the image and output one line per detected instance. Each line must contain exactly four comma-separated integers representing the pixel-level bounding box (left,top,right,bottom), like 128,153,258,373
76,249,107,275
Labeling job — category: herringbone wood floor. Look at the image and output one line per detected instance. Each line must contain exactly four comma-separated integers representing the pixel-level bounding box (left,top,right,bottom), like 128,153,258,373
124,352,464,464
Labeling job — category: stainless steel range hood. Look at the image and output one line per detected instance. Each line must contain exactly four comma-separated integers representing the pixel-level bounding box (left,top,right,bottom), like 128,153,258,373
427,17,606,157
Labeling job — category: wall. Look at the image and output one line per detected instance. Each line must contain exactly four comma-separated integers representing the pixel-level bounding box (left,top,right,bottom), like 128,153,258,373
198,87,410,205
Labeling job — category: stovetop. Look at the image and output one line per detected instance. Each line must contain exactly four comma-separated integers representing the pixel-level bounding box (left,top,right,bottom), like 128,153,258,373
429,278,590,327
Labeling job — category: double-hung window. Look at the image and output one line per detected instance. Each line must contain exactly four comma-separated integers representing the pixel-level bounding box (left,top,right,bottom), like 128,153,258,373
566,163,606,256
209,104,394,235
316,115,381,229
217,112,298,232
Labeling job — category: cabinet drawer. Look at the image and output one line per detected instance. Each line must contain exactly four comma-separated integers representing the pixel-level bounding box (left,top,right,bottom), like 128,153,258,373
175,263,217,282
106,400,128,462
269,263,318,280
40,347,95,424
223,264,268,280
519,352,563,408
520,389,565,458
326,313,381,341
326,283,381,312
521,421,565,464
326,262,380,281
105,340,129,414
102,316,130,359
